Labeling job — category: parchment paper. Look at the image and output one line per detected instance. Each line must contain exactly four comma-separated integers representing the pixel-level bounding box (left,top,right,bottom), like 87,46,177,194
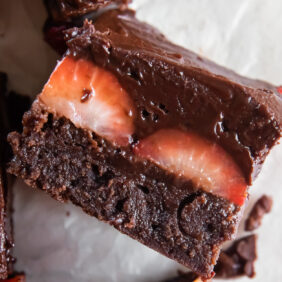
0,0,281,281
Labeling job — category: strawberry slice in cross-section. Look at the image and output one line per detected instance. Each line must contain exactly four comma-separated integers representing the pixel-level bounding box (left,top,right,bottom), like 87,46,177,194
40,56,135,146
134,129,248,206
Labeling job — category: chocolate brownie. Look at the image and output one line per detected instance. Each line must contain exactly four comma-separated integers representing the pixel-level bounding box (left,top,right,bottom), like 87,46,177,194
8,10,282,278
245,195,273,231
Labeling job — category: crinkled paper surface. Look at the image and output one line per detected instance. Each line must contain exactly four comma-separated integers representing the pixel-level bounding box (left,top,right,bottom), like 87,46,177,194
0,0,281,281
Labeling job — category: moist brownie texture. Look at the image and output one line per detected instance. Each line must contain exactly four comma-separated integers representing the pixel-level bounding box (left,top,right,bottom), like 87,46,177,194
8,9,282,278
8,103,240,278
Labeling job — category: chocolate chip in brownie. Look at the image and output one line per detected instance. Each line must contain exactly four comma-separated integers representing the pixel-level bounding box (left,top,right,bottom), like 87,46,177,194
245,195,273,231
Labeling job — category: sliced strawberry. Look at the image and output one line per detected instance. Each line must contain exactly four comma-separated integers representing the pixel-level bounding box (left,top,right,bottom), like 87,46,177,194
134,129,247,206
277,86,282,95
40,56,135,146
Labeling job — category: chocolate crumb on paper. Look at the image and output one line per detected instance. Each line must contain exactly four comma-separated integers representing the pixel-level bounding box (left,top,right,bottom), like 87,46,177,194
215,235,257,279
245,195,273,231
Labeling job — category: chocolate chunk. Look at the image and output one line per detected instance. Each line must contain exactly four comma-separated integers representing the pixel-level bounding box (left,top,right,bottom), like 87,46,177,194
215,235,257,278
245,195,273,231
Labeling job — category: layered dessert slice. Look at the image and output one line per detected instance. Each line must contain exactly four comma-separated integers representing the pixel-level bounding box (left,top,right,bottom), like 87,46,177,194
8,10,282,278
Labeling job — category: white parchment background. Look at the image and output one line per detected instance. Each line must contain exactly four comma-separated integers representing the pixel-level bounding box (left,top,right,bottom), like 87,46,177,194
0,0,282,281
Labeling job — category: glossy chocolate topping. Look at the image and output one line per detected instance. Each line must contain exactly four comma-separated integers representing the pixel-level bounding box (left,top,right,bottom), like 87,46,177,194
64,10,282,184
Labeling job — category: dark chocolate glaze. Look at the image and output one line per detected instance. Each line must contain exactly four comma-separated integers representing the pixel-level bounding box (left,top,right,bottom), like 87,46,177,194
65,10,282,184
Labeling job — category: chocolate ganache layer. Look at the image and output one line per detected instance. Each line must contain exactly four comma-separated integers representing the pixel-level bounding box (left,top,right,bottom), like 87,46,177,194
65,10,282,184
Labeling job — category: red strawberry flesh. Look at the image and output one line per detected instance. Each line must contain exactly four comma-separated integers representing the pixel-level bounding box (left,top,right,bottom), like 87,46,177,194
40,56,135,146
134,129,247,206
277,86,282,95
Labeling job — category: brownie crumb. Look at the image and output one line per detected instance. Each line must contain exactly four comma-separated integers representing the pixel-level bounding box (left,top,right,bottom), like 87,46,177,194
215,235,257,278
245,195,273,231
66,211,70,217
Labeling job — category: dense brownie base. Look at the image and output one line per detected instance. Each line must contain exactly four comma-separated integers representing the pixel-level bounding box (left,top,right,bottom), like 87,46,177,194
8,102,241,278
